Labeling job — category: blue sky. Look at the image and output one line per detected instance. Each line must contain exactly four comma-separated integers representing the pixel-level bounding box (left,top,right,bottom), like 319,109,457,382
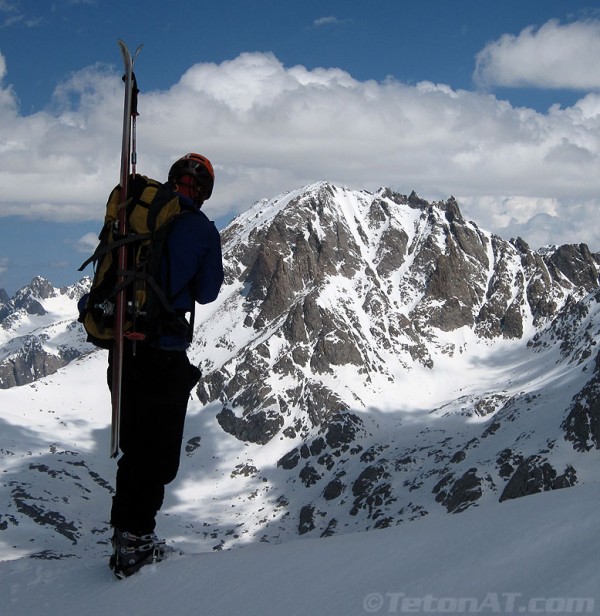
1,0,600,294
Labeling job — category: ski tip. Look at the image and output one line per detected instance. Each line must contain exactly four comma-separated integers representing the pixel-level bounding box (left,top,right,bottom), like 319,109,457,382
117,40,143,60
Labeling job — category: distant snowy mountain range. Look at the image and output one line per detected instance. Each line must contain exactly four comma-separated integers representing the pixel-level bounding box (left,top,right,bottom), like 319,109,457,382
1,182,600,561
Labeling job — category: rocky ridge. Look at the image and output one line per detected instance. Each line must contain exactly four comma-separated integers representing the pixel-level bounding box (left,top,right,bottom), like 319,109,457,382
2,182,600,556
0,277,91,388
190,182,600,538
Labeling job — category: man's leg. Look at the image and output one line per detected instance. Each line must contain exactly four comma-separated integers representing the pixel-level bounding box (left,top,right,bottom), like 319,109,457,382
110,346,191,534
107,346,193,577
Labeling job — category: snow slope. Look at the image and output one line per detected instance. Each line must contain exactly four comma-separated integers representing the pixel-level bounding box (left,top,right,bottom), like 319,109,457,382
2,481,599,616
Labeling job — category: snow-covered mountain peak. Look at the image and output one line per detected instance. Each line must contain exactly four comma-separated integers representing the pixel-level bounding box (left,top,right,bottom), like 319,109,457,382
184,183,600,541
0,276,92,387
2,183,600,560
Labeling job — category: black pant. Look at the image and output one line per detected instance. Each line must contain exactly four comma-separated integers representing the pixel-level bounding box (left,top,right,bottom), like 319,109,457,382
108,344,199,535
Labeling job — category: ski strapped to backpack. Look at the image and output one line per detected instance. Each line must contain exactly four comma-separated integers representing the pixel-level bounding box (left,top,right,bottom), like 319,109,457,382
98,39,143,458
78,174,196,348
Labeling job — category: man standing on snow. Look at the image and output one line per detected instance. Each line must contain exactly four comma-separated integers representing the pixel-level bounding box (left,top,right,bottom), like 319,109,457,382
107,153,223,578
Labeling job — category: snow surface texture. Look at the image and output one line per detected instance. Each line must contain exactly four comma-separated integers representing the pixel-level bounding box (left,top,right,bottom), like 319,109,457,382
1,182,600,612
1,484,599,615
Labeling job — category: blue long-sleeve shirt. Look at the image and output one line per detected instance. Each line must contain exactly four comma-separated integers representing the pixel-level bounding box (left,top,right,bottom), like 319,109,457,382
157,199,224,349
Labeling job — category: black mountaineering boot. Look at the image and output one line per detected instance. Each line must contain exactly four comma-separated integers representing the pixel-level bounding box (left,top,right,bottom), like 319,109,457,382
109,528,168,579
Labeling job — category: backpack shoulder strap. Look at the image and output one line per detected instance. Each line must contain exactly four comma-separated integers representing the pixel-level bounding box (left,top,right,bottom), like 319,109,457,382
147,184,180,233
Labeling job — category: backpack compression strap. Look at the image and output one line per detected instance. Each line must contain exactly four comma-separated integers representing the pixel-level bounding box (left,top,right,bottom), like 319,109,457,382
78,231,152,272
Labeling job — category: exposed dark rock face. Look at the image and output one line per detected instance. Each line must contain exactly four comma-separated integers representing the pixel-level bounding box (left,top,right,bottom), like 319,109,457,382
217,407,284,445
562,348,600,451
0,336,68,388
549,244,599,292
433,468,483,513
350,462,394,517
499,456,577,502
298,504,316,535
0,278,91,388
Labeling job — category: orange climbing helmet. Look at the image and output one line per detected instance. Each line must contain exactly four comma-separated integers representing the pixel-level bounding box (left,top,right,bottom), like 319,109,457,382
168,153,215,200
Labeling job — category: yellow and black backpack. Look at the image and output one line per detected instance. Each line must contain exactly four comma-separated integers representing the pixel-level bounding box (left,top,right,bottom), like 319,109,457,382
78,175,193,348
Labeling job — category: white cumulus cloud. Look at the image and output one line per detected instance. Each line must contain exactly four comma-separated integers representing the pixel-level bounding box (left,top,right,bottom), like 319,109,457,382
0,46,600,252
474,19,600,90
74,232,100,254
